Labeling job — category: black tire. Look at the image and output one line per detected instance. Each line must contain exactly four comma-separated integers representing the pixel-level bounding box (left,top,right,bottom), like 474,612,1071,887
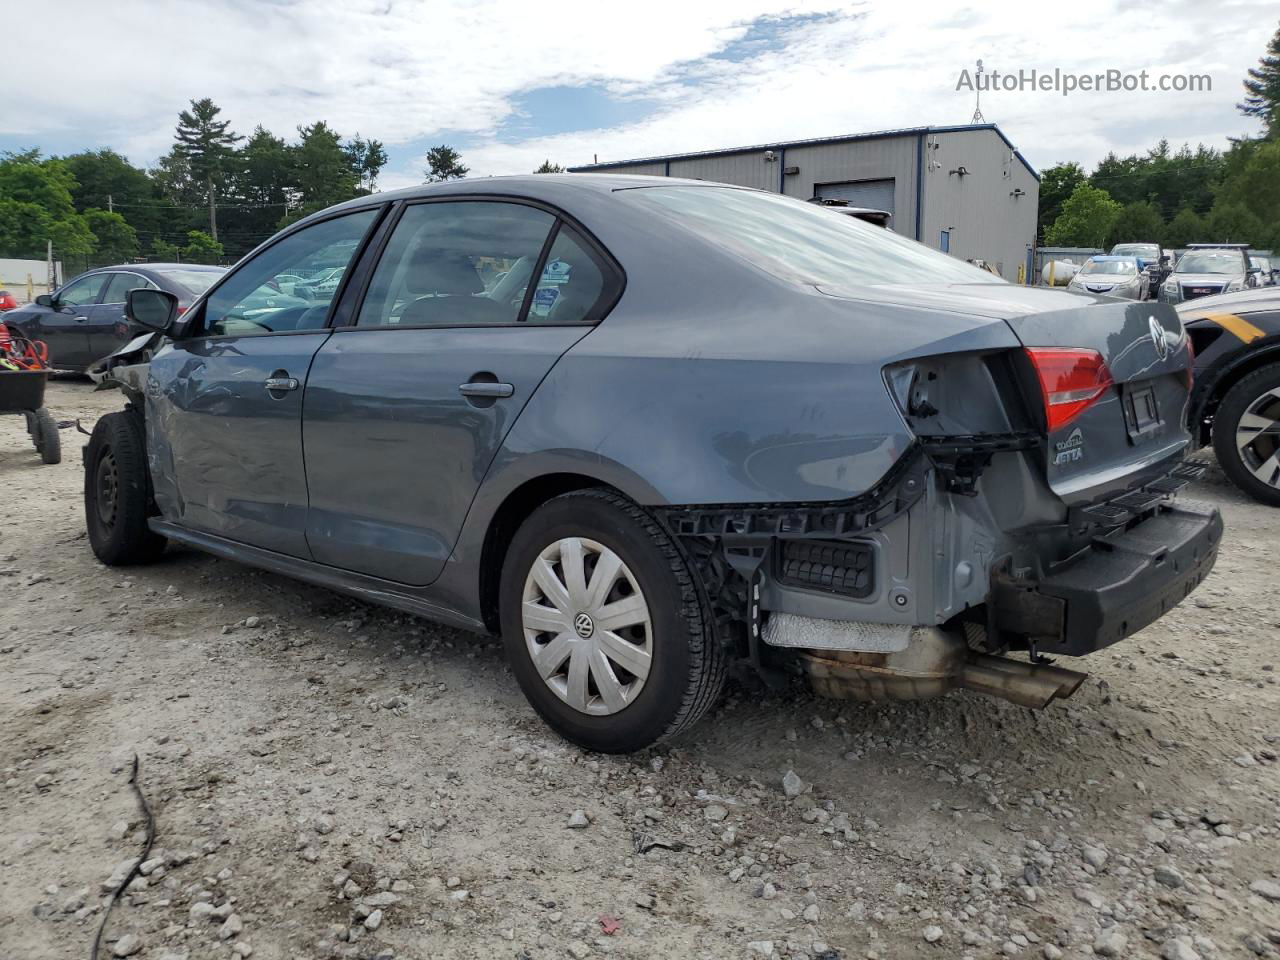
1212,362,1280,507
499,489,726,753
33,408,61,464
84,412,167,565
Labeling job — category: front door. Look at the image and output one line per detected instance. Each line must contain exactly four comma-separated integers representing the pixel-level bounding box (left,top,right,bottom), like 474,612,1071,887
146,208,381,557
302,200,614,585
37,272,109,368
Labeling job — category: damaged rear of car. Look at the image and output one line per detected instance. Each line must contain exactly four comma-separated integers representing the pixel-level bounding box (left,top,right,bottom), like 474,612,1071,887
85,176,1220,754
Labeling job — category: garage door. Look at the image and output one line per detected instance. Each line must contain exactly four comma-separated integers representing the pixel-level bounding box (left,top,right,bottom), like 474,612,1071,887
816,178,896,216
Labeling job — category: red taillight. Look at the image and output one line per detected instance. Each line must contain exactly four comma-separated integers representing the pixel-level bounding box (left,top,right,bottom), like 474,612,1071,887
1025,347,1114,432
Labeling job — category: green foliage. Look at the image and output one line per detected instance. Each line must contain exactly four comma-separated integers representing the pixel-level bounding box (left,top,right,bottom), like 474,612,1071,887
182,230,223,264
1045,183,1121,247
345,135,388,192
1089,141,1223,220
1106,201,1165,249
151,238,181,261
1239,21,1280,135
1163,208,1206,249
175,98,242,187
1215,138,1280,248
1204,200,1264,246
1036,162,1086,238
83,208,140,262
425,145,469,182
534,160,565,174
294,122,359,206
0,152,96,258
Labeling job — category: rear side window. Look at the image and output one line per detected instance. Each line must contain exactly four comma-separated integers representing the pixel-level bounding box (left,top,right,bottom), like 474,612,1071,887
201,209,377,337
103,273,150,304
526,227,606,323
625,186,1004,289
356,201,555,327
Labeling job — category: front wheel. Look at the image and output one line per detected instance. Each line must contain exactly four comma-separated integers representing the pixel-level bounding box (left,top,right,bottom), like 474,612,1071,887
84,412,167,565
499,489,726,753
33,408,61,464
1212,363,1280,507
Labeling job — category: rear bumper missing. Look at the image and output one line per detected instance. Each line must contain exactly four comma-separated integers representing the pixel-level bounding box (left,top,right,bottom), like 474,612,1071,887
991,500,1222,656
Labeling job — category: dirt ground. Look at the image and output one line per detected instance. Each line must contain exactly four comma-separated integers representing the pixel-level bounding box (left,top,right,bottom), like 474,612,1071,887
2,379,1278,960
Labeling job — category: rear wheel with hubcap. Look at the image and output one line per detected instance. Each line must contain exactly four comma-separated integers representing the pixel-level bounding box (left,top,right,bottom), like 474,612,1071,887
1213,363,1280,507
499,489,725,753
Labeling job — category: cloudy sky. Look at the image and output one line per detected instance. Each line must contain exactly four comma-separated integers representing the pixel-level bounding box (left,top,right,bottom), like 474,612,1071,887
3,0,1275,188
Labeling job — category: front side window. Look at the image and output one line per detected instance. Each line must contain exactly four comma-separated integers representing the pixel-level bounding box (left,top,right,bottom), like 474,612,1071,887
57,274,108,306
625,186,1004,289
357,201,555,327
201,209,378,337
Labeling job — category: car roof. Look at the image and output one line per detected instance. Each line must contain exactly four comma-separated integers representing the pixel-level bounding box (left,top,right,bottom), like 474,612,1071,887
1087,255,1139,262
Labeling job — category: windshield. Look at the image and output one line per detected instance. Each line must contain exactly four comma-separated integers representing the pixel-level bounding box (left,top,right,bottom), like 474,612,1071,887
1175,252,1244,275
1111,244,1158,258
1080,260,1137,276
156,268,224,296
624,186,1004,287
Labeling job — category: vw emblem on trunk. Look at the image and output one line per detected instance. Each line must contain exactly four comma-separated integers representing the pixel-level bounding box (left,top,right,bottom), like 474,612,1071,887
573,612,595,639
1149,316,1170,361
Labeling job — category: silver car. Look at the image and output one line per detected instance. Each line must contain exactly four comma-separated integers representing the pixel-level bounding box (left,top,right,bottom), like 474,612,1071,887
1067,256,1148,300
1159,246,1253,304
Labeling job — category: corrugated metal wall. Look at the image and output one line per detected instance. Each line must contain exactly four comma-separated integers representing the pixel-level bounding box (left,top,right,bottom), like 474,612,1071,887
919,129,1039,282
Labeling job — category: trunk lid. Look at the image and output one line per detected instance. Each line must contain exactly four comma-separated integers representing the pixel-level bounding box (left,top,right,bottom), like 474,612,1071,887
1004,298,1192,503
822,283,1194,505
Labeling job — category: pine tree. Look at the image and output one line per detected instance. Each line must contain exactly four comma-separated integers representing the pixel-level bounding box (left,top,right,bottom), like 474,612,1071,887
424,145,469,182
1239,22,1280,136
173,98,242,241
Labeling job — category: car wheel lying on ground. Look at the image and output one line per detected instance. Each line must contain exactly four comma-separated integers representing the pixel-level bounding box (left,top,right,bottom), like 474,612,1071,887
1179,288,1280,506
86,174,1221,752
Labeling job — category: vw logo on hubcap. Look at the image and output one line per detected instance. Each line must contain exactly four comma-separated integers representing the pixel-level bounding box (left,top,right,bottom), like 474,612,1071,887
573,612,595,639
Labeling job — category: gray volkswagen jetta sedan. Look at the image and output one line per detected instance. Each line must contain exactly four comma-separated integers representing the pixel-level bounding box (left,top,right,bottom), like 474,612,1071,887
85,175,1221,753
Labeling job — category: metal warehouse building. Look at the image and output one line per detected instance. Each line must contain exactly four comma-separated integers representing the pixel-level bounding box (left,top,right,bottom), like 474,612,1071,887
570,124,1040,283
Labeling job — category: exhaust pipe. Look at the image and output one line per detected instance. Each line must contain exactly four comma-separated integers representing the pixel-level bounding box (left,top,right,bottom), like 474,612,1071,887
959,653,1087,709
797,626,1087,709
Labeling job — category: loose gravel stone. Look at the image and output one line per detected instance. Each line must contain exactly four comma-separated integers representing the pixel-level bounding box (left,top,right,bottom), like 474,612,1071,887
923,925,944,943
782,770,806,798
112,934,142,957
567,810,590,829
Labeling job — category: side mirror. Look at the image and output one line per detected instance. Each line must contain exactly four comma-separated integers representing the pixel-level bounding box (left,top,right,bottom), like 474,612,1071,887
127,288,179,334
34,294,54,307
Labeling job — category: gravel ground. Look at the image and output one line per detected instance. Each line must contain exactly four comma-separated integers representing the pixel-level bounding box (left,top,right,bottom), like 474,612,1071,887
2,379,1279,960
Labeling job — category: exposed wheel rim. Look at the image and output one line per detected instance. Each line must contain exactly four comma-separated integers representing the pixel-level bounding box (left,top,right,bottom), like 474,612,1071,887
95,450,120,529
521,537,653,717
1235,386,1280,489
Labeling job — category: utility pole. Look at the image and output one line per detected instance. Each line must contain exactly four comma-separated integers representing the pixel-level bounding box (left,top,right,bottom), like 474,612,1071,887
107,194,114,214
208,176,218,242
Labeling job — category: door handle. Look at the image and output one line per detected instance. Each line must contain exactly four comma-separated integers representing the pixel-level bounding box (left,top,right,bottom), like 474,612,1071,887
74,315,88,322
264,376,300,392
458,381,514,399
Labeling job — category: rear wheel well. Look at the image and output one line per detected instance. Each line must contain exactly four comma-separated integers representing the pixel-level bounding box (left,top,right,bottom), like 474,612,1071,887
478,473,612,633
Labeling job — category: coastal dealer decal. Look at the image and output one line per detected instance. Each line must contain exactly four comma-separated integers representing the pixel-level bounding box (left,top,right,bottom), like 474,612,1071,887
1053,427,1085,465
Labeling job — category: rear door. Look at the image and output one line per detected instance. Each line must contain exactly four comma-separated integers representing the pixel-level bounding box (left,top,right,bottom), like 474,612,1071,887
146,208,382,557
85,272,149,366
301,199,616,584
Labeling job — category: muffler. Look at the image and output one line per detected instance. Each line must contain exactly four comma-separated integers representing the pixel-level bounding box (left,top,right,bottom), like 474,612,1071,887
796,625,1086,709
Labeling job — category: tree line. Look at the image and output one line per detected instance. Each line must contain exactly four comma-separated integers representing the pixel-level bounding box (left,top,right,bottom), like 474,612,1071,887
1039,22,1280,251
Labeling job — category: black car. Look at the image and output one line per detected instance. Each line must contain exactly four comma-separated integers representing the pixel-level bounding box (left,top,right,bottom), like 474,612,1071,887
1179,288,1280,505
1,263,225,371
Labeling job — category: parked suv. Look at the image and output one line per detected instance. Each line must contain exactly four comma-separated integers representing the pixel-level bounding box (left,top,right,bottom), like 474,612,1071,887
85,176,1220,752
1159,244,1253,304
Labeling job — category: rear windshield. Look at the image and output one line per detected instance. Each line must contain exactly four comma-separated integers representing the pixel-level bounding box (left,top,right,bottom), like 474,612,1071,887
623,186,1003,287
155,268,224,295
1111,244,1158,258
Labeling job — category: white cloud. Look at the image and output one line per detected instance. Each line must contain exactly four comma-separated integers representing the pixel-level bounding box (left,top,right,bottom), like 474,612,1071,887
5,0,1275,183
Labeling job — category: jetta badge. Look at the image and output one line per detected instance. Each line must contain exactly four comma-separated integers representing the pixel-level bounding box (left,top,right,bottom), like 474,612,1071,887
1149,316,1170,361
